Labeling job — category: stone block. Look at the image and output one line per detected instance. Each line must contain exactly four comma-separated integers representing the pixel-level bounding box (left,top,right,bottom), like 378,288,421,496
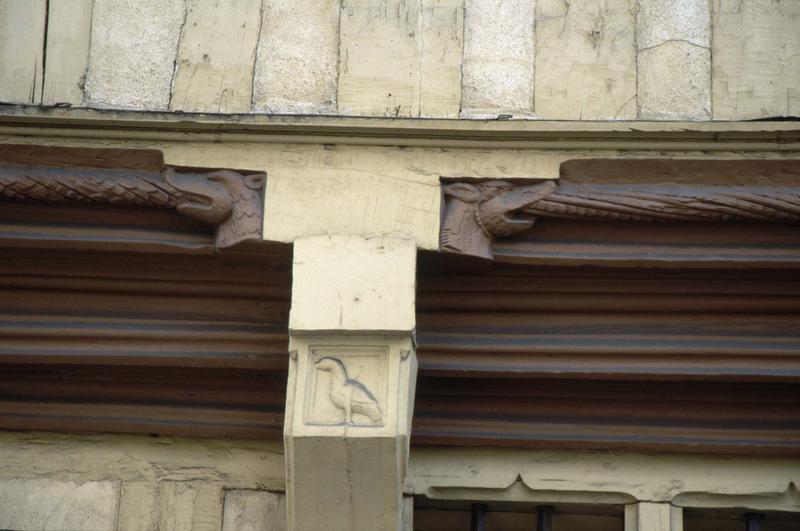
170,0,261,113
0,478,119,531
84,0,185,110
712,0,800,120
638,40,711,120
222,490,286,531
41,0,92,106
290,235,416,332
461,0,535,118
535,0,636,120
0,0,46,105
252,0,339,114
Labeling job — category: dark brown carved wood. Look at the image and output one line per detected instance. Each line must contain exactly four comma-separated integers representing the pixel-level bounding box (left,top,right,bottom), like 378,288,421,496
0,144,266,250
0,246,291,439
441,159,800,260
414,252,800,456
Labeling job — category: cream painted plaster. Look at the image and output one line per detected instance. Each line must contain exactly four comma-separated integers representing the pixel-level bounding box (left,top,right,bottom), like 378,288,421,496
0,478,119,531
637,0,711,120
290,235,416,332
0,432,285,531
84,0,185,110
409,447,800,507
461,0,535,118
253,0,340,114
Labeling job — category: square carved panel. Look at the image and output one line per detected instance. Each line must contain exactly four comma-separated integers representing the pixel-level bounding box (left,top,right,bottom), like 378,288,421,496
303,345,389,427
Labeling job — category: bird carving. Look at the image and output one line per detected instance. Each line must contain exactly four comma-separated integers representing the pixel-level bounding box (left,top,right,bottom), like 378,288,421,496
314,357,383,426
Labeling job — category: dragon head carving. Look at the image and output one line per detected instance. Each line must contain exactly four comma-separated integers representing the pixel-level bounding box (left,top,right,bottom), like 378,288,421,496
166,169,266,249
441,180,556,259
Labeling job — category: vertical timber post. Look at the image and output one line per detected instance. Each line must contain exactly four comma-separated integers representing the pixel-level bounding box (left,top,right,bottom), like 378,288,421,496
284,235,418,531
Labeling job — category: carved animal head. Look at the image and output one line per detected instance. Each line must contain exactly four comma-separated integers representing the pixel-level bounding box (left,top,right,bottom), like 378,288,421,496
166,169,266,250
441,180,556,259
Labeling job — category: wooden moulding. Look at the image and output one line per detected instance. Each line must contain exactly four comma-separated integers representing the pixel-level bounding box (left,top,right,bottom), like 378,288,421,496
0,144,266,252
414,256,800,456
440,159,800,266
0,246,292,439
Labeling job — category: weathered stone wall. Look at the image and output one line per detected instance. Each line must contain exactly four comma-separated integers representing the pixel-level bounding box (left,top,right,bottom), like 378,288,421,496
0,432,286,531
1,0,797,120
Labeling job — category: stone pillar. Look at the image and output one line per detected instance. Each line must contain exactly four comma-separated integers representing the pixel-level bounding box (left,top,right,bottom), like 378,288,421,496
284,235,418,531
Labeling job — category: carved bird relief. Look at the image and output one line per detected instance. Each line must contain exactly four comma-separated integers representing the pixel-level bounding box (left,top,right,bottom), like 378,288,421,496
314,357,383,426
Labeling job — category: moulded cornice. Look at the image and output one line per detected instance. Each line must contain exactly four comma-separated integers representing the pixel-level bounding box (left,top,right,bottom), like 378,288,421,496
0,106,798,151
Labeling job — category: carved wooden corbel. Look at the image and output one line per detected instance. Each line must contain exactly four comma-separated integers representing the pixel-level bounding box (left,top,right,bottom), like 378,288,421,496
441,161,800,259
441,180,557,259
0,163,266,250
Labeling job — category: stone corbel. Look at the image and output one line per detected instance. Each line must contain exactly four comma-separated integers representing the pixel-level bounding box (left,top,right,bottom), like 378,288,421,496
0,164,266,250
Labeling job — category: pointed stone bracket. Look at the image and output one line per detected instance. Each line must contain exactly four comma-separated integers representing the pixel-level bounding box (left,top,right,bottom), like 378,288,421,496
0,163,266,250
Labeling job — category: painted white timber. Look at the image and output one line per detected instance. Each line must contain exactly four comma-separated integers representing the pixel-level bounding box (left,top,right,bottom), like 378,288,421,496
171,0,261,113
625,503,683,531
0,0,46,105
290,235,416,332
535,0,636,120
42,0,93,106
712,0,800,120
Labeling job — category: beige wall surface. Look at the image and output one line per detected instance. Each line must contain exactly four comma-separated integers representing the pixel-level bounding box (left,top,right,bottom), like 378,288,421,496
1,0,797,121
0,431,286,531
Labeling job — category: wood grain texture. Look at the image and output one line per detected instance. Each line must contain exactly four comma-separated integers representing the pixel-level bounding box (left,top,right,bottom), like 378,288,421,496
0,0,46,105
170,0,261,113
441,158,800,261
535,0,636,119
42,0,93,106
415,255,800,455
712,0,800,120
0,247,291,439
0,145,267,250
338,0,463,117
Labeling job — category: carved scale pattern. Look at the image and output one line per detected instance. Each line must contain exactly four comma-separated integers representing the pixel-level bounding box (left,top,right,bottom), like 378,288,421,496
0,164,266,248
527,186,800,223
441,180,800,259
